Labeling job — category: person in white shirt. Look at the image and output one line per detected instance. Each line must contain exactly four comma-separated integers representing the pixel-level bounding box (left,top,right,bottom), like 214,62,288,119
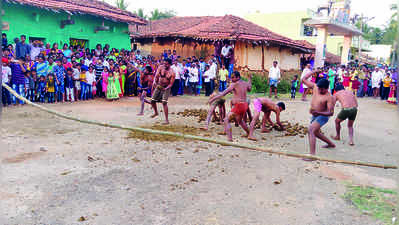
189,64,199,95
209,60,217,93
84,54,93,67
300,63,312,101
221,42,232,67
268,61,281,98
171,61,181,96
72,63,81,101
371,67,383,98
86,66,96,99
203,65,213,96
2,58,12,106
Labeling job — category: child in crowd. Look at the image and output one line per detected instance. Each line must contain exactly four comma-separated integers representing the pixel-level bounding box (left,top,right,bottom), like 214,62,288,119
65,68,75,102
387,81,397,104
2,58,12,107
72,63,81,101
351,76,361,95
382,73,392,100
291,75,299,99
114,65,122,97
86,66,96,100
46,73,56,103
106,70,119,101
80,67,88,100
37,75,47,103
24,70,35,102
53,58,65,103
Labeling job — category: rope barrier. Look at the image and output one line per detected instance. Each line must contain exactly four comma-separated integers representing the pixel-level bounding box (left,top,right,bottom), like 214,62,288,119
2,83,397,169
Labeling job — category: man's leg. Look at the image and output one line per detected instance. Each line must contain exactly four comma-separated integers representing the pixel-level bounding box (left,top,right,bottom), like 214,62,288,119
162,102,169,124
348,120,355,145
18,84,25,104
223,112,235,141
239,117,250,137
202,104,217,130
150,101,158,118
248,111,261,140
332,118,343,140
302,88,308,101
274,86,278,98
308,122,321,155
269,85,272,98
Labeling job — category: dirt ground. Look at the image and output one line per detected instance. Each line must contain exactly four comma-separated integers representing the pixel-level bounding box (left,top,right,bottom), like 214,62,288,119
0,95,398,225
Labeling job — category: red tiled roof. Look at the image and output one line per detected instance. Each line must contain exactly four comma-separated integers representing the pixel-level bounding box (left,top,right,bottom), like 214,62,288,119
6,0,147,25
295,40,341,64
135,15,313,52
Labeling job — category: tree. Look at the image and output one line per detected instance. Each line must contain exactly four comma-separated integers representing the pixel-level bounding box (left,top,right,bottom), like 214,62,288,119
115,0,129,10
148,9,176,21
134,8,147,20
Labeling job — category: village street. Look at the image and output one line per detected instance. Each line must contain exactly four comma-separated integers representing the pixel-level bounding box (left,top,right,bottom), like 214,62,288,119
1,96,397,225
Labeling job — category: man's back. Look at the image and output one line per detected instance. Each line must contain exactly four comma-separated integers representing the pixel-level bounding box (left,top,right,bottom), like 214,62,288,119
334,90,358,108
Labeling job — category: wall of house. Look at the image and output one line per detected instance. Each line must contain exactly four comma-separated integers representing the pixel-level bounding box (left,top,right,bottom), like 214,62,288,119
235,42,301,71
135,39,301,70
245,11,345,56
2,2,132,49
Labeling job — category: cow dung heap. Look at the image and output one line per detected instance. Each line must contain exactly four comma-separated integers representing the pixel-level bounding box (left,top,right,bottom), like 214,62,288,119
177,109,209,123
127,125,201,142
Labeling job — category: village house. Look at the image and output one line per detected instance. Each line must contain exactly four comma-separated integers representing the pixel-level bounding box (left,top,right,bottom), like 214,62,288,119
1,0,146,49
131,15,314,71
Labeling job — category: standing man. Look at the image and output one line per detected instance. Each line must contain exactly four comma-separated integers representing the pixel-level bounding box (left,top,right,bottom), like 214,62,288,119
331,84,358,146
150,58,175,125
268,61,281,98
301,70,336,157
208,71,252,142
300,63,312,101
10,58,27,105
221,42,232,69
209,60,217,94
16,35,30,60
371,67,383,98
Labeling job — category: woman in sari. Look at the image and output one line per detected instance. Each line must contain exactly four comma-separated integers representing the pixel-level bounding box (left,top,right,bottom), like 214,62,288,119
119,61,127,95
125,63,137,97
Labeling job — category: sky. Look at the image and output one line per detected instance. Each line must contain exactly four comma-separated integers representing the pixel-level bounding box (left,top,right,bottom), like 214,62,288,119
106,0,396,27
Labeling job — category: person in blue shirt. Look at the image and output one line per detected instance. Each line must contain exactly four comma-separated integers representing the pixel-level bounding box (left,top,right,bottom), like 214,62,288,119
53,58,66,103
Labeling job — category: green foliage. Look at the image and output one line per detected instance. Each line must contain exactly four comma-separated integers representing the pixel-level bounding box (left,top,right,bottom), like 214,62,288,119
343,185,398,225
132,8,176,21
115,0,129,10
247,73,296,94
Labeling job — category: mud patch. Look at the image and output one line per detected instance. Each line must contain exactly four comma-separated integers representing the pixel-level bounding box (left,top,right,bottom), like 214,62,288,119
2,152,44,163
126,125,202,142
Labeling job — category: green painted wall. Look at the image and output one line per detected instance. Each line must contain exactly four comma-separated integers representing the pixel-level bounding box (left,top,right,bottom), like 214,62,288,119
245,11,344,55
2,2,131,49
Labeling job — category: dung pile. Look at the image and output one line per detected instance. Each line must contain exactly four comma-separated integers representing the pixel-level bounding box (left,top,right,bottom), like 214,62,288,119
177,109,209,123
254,121,308,137
126,125,201,142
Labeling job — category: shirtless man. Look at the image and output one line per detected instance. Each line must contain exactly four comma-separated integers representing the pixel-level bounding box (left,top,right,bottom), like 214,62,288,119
302,70,336,157
151,58,175,124
331,84,358,145
201,91,226,131
247,98,286,141
137,65,154,116
209,71,252,142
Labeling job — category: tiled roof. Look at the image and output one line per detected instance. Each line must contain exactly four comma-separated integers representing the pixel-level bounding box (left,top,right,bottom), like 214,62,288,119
295,40,341,64
134,15,313,52
6,0,147,25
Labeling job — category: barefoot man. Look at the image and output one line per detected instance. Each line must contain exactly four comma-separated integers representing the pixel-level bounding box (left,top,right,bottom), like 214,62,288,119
209,71,252,141
331,84,358,145
150,58,175,124
302,70,336,157
201,91,226,131
137,65,154,116
247,98,286,141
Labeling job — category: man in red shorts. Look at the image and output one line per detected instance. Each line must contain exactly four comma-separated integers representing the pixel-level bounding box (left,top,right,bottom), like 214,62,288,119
209,71,252,141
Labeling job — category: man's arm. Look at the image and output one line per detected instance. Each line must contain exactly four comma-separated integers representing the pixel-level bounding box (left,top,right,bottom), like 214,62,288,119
208,84,234,104
301,71,315,89
19,61,26,73
275,110,284,130
152,67,161,87
165,70,175,90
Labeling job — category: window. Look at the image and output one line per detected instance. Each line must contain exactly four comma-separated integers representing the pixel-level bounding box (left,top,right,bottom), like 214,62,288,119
70,38,88,48
29,37,45,43
301,18,315,36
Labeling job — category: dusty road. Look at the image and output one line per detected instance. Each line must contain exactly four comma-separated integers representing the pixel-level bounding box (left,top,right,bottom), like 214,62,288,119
0,96,398,225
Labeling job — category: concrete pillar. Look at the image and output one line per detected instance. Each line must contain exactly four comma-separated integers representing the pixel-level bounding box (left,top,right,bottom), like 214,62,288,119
341,35,352,65
314,26,328,68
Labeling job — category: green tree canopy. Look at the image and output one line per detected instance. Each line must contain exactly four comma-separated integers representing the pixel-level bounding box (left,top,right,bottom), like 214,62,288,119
115,0,129,10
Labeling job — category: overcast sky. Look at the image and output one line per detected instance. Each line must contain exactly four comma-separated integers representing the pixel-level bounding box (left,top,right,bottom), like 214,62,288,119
107,0,396,27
